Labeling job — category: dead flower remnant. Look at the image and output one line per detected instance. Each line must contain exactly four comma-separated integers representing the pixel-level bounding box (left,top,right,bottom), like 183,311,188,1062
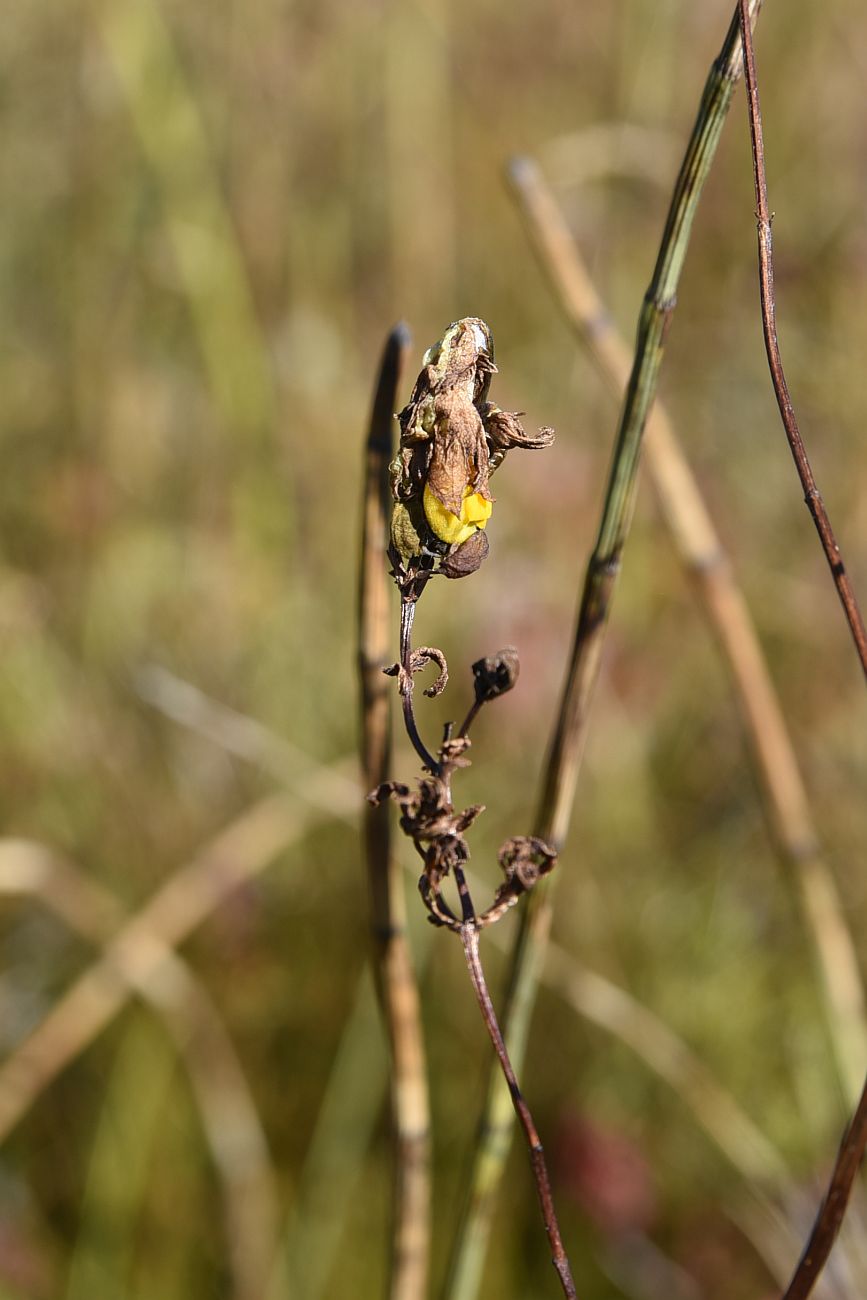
388,317,554,601
371,319,576,1296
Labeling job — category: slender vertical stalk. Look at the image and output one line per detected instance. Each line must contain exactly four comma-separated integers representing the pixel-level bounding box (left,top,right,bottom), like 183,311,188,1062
460,924,577,1300
782,1073,867,1300
505,154,867,1107
399,600,442,773
736,1,867,681
443,8,764,1296
358,323,431,1300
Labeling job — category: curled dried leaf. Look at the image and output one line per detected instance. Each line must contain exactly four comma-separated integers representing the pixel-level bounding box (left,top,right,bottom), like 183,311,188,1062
482,404,556,452
367,780,411,808
412,646,448,698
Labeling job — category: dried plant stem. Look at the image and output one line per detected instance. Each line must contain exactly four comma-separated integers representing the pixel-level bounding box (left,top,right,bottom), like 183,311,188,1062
460,922,577,1299
505,155,867,1107
444,9,765,1296
737,2,867,681
400,600,441,772
782,1073,867,1300
0,840,276,1300
538,0,762,849
359,324,431,1300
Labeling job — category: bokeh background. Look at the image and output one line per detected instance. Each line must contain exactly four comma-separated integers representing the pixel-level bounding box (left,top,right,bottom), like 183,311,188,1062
1,1,866,1297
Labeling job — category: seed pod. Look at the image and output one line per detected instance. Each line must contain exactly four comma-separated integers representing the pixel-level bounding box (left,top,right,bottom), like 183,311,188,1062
471,648,520,703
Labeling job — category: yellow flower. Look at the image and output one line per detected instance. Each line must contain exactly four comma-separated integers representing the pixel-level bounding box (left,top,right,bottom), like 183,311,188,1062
423,484,493,546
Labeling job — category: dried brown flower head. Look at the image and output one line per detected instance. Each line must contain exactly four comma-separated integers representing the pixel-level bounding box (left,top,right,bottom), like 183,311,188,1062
389,318,554,598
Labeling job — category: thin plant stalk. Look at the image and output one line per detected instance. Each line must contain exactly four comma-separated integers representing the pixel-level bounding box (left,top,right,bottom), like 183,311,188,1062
504,154,867,1107
444,8,764,1296
358,324,432,1300
736,7,867,1292
460,921,576,1300
737,1,867,681
782,1074,867,1300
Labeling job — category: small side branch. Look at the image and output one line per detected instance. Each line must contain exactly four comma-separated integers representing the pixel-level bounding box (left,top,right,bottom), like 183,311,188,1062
782,1072,867,1300
737,1,867,680
459,921,577,1300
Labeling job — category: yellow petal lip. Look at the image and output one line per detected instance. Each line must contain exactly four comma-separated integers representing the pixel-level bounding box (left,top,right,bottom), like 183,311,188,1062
423,484,493,546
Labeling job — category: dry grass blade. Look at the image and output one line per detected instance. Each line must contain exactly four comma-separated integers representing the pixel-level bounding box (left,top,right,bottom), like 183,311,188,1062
444,9,765,1296
358,323,432,1299
0,796,314,1148
541,942,788,1189
782,1074,867,1300
0,839,277,1300
736,1,867,680
505,153,867,1107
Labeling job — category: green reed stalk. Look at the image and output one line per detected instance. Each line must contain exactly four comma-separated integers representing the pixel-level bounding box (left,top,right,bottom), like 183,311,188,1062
443,6,764,1296
505,154,867,1109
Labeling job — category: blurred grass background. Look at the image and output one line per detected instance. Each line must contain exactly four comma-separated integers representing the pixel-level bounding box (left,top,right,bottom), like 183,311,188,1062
1,1,866,1297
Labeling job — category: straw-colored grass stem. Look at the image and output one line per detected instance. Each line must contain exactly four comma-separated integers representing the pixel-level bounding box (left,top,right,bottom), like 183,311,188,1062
358,324,432,1300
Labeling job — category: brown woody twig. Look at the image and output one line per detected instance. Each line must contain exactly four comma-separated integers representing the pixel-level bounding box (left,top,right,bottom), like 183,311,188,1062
781,1073,867,1300
737,0,867,680
460,920,576,1300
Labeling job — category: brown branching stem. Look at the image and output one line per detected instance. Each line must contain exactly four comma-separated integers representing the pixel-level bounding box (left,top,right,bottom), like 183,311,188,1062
378,630,570,1289
379,320,570,1292
458,907,577,1300
781,1072,867,1300
737,1,867,681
